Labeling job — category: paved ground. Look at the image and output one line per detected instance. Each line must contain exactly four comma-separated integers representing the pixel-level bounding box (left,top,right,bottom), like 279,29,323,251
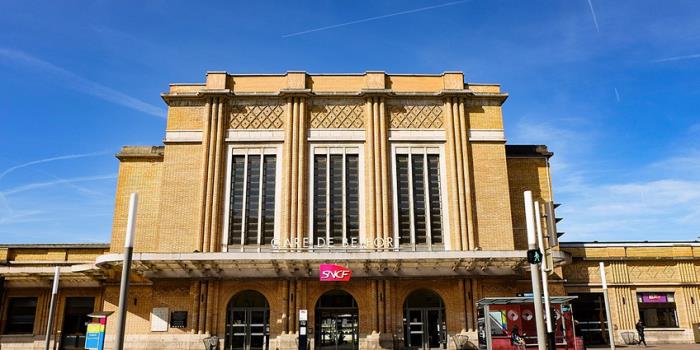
589,345,700,350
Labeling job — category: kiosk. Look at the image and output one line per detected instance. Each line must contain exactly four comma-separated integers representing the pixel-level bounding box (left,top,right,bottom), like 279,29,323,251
84,311,113,350
477,297,580,350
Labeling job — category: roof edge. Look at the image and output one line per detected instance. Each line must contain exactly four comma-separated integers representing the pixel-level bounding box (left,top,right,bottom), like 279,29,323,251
0,243,110,248
505,145,553,158
116,146,165,160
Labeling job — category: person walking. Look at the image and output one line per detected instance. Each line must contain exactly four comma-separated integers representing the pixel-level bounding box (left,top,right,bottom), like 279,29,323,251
636,319,647,346
510,326,526,350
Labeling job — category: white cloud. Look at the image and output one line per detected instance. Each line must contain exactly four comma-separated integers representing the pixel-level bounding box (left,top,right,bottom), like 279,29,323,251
510,115,700,241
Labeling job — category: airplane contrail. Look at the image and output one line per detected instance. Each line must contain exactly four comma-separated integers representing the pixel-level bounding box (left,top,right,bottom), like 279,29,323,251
652,53,700,63
586,0,600,33
1,174,116,196
282,0,468,38
0,151,111,181
0,48,165,118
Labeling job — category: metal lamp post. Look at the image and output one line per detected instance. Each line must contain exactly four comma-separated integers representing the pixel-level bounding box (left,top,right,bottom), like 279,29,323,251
115,193,138,350
600,262,616,350
524,191,547,350
44,266,60,350
534,201,555,349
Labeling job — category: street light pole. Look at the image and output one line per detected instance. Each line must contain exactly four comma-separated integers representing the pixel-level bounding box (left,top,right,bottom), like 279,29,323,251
600,262,616,350
534,201,555,350
115,193,138,350
524,191,546,350
44,266,60,350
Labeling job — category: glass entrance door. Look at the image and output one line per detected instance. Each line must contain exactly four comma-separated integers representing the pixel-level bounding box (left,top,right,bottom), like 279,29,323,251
403,289,447,350
226,291,270,350
315,290,359,350
317,310,358,350
60,297,94,350
405,308,445,350
407,309,425,348
227,308,269,350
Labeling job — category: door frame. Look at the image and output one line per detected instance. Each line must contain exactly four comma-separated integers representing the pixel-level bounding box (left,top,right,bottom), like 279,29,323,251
404,306,446,350
226,306,270,350
315,306,359,350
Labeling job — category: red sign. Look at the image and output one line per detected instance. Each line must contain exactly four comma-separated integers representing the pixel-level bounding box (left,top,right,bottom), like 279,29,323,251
319,264,352,282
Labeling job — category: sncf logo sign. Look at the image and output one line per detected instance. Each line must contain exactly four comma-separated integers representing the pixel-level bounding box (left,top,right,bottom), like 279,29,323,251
319,264,352,282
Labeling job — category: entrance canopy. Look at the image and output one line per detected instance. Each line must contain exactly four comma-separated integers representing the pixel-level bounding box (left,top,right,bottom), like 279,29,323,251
477,296,578,306
93,250,571,279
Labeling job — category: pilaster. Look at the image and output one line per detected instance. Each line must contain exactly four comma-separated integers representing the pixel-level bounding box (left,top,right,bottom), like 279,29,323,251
444,96,476,250
364,95,391,248
198,94,227,252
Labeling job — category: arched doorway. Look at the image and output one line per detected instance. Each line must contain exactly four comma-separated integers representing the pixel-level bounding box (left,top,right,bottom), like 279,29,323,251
315,290,359,350
403,289,447,350
225,290,270,350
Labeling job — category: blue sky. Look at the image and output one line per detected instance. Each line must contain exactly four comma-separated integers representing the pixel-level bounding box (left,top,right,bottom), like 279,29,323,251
0,1,699,243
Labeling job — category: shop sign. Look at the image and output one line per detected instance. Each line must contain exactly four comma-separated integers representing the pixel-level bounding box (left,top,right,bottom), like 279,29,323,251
641,293,668,303
320,264,352,282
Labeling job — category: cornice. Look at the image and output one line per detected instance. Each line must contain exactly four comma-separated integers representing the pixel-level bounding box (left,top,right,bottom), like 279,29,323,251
160,89,509,106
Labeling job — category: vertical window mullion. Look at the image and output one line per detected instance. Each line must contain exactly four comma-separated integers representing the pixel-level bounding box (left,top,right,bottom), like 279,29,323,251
407,150,415,250
310,150,316,249
240,152,249,250
325,149,331,244
423,151,432,250
342,149,347,244
257,152,265,249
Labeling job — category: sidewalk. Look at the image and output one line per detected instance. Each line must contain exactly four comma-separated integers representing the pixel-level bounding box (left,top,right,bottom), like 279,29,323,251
589,345,700,350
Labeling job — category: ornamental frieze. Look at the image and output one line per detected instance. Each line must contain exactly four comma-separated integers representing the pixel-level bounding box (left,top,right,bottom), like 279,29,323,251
388,99,444,129
562,261,603,283
627,262,680,282
229,99,285,129
309,98,364,129
168,99,206,107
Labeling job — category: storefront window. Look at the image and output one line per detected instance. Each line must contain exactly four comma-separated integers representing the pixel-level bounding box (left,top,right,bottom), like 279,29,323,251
4,297,37,334
637,292,678,328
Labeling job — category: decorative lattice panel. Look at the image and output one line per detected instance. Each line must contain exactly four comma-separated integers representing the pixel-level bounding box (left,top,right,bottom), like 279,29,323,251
309,99,364,129
388,99,444,129
627,262,679,282
562,261,603,283
229,99,285,129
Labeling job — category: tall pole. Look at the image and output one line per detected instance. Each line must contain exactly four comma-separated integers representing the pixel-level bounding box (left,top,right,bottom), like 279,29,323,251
524,191,546,350
535,202,555,349
44,266,60,350
600,262,616,350
115,193,138,350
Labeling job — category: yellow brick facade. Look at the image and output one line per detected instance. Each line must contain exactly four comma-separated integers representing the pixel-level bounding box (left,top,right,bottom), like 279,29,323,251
562,243,700,344
2,71,699,349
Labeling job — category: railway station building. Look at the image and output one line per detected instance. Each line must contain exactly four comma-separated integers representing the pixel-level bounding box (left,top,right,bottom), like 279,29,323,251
1,71,699,349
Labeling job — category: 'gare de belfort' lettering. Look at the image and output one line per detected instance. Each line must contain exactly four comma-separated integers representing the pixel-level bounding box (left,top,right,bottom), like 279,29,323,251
270,237,394,249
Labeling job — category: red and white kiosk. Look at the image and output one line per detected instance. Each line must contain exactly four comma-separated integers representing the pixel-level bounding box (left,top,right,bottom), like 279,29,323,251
477,297,582,350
